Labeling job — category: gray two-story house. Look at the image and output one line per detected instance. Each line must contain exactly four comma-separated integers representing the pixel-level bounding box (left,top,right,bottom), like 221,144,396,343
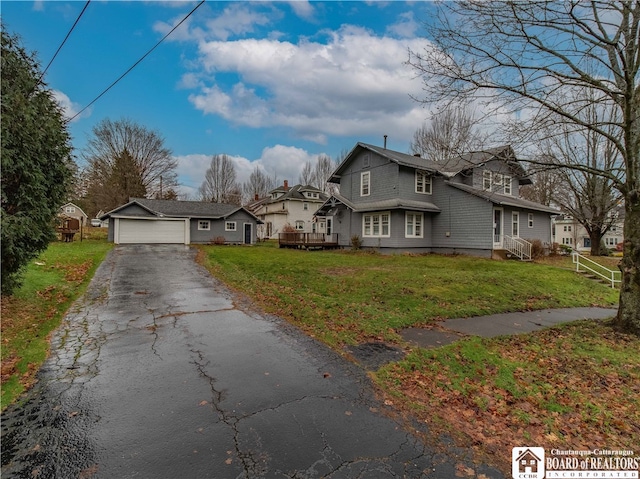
315,143,558,259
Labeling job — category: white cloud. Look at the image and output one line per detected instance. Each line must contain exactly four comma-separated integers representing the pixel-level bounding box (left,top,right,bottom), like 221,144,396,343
52,90,88,122
287,1,315,20
387,11,420,38
187,26,432,144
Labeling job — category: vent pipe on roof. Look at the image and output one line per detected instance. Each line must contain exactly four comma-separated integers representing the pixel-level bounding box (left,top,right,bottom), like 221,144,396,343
384,135,387,149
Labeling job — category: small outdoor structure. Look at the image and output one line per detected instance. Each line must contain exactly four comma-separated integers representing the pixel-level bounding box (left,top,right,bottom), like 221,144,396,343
57,217,80,242
278,232,340,250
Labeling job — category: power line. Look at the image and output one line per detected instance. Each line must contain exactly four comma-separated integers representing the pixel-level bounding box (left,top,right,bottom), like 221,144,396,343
69,0,205,122
37,1,91,86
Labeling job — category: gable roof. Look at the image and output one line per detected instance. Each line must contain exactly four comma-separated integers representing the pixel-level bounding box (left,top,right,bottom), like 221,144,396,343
59,202,88,218
446,182,559,214
330,143,529,183
100,198,262,222
267,184,328,203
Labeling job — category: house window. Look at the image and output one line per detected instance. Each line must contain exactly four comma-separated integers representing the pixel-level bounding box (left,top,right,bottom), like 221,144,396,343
361,171,370,196
564,225,572,232
528,213,534,228
363,154,370,168
363,212,390,238
504,176,512,195
225,221,237,231
65,206,76,214
493,173,503,186
415,171,432,194
512,212,519,237
295,220,304,230
483,170,492,190
303,202,308,211
405,212,423,238
198,220,210,231
563,237,573,245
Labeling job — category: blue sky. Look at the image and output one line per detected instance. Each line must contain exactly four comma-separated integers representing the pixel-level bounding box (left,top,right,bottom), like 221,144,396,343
3,1,440,197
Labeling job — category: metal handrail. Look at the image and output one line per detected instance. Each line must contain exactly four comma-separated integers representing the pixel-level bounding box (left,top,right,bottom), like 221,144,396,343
571,251,621,288
503,235,532,261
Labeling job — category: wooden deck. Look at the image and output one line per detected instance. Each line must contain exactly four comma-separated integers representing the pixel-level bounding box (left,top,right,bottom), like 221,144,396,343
278,232,340,250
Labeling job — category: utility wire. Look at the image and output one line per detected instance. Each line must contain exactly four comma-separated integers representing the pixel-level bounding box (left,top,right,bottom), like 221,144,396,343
34,0,91,89
69,0,205,122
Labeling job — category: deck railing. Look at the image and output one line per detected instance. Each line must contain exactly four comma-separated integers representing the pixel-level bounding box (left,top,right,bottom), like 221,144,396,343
278,232,339,247
572,251,621,288
503,235,532,261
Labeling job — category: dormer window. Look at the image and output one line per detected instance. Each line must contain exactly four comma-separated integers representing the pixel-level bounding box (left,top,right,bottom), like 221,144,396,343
493,173,503,186
503,176,512,195
415,170,432,194
483,170,492,190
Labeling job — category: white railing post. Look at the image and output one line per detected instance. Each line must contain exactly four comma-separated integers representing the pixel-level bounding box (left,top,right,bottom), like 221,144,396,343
571,251,620,288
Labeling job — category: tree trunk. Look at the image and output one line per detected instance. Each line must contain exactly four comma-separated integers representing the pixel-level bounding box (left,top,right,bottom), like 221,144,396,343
615,194,640,335
589,230,604,256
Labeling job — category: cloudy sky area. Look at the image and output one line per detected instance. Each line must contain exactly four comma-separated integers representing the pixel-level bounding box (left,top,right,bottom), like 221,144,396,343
5,1,450,197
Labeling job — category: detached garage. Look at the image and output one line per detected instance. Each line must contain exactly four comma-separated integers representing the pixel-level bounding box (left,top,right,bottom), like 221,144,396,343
100,198,262,245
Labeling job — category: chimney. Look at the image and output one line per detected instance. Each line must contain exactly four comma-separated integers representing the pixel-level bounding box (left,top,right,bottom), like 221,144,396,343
384,135,388,149
283,180,289,191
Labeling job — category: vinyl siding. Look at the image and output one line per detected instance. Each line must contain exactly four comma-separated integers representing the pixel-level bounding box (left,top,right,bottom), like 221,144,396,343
190,210,257,244
431,178,493,250
341,151,399,204
471,159,520,197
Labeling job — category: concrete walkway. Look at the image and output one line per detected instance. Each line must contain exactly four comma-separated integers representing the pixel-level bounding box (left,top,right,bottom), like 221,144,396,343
401,307,618,349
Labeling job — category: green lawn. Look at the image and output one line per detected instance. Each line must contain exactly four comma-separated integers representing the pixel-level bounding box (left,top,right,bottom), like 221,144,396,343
197,242,618,347
1,232,112,409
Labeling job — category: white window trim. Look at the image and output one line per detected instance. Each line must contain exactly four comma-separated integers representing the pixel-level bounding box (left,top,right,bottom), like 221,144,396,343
504,176,512,195
295,220,305,230
483,170,492,190
225,221,237,231
528,213,534,228
415,170,432,195
198,220,211,231
405,212,424,238
65,206,76,213
493,173,503,186
362,211,390,238
361,171,370,197
512,212,519,237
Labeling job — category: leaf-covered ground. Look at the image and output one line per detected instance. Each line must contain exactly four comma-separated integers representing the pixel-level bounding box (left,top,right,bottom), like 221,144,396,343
375,320,640,474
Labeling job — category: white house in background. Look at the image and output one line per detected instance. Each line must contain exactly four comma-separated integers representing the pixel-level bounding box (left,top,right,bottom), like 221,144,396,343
553,209,624,252
248,181,329,239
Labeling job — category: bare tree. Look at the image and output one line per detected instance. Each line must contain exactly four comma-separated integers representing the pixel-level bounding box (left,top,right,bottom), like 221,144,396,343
243,165,274,202
409,0,640,334
410,103,485,162
536,97,624,255
519,165,563,207
313,155,335,193
82,118,178,213
299,160,315,186
198,154,241,204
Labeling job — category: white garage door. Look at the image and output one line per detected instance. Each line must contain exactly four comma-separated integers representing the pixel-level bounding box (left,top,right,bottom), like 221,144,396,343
117,218,187,244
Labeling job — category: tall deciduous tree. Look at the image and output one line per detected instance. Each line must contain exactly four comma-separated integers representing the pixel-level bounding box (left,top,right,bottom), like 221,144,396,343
243,165,274,203
1,30,73,295
410,103,485,163
410,0,640,334
313,154,336,193
198,154,241,204
299,160,315,186
82,118,177,215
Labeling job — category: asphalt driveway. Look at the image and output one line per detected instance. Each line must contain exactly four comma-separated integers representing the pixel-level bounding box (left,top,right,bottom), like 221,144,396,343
1,245,502,478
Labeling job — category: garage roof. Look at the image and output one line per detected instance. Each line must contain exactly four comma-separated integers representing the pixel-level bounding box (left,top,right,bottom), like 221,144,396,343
101,198,262,221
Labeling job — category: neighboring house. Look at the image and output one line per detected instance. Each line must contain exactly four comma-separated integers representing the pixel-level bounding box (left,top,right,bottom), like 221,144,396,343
553,208,625,252
249,181,328,239
314,142,559,259
100,198,262,245
59,202,88,224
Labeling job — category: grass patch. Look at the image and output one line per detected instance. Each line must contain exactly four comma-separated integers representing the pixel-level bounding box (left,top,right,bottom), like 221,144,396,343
375,320,640,473
1,232,112,409
197,243,618,347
